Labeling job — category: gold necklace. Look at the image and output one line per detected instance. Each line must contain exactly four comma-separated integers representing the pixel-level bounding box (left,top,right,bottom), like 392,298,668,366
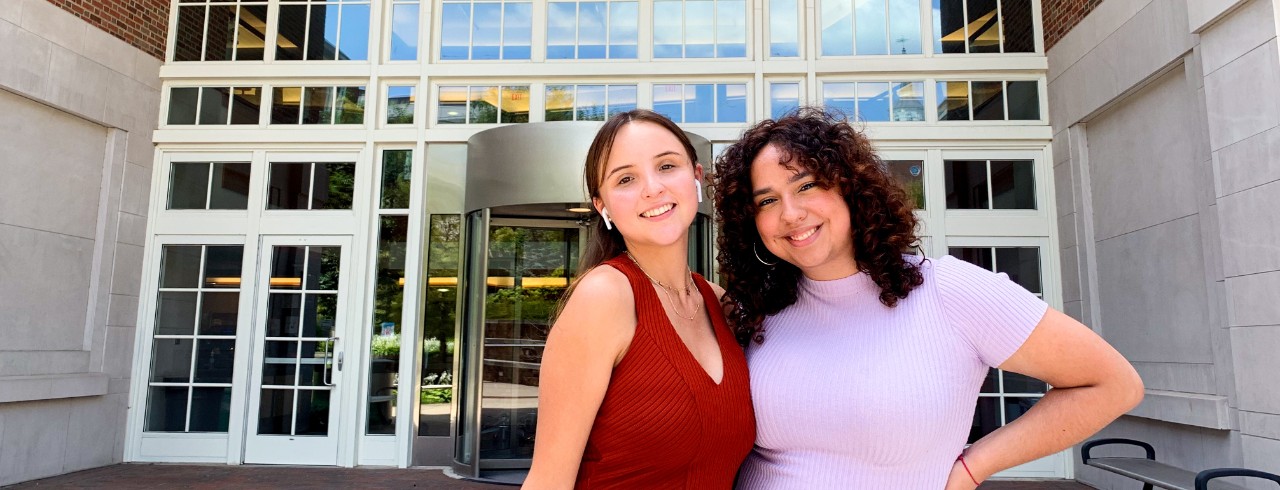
626,251,702,321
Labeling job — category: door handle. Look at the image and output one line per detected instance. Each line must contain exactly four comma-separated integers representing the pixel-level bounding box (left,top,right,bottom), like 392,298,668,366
323,336,340,386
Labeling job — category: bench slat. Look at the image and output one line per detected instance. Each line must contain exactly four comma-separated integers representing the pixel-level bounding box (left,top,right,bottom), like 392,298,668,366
1087,458,1251,490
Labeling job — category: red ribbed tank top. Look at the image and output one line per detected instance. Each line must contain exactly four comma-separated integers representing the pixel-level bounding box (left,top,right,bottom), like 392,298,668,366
573,255,755,489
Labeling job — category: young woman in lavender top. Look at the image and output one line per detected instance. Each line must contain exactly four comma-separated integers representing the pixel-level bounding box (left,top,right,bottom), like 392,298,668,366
712,108,1144,490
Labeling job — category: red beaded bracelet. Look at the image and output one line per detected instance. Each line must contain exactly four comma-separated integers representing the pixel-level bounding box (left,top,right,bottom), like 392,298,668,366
957,451,981,486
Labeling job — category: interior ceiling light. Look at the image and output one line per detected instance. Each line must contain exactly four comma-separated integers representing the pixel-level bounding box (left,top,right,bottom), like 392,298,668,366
567,207,591,213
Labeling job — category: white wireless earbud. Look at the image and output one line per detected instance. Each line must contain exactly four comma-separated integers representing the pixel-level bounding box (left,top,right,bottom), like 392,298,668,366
695,180,703,203
600,208,613,230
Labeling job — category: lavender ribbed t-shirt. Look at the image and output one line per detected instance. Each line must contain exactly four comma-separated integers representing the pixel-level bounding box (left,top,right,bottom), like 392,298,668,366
736,255,1049,490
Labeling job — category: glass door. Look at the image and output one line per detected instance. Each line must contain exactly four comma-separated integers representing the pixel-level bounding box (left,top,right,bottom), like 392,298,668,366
244,236,355,465
477,219,581,467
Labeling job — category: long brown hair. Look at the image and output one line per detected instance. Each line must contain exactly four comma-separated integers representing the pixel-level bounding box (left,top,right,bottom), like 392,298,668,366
713,107,924,345
577,109,701,273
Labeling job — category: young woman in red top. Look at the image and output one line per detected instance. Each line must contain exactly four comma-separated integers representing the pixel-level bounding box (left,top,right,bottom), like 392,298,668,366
523,110,754,489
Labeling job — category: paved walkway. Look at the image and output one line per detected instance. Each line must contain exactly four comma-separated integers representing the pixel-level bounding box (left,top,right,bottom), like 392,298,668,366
6,464,1096,489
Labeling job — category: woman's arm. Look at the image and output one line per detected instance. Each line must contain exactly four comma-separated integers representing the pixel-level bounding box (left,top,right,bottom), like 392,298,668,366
946,308,1144,489
523,268,636,490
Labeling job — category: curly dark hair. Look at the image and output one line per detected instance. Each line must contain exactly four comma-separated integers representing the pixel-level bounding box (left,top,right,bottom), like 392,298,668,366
713,107,924,345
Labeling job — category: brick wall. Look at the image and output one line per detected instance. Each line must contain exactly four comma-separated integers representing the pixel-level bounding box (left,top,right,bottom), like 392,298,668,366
43,0,170,59
1042,0,1106,50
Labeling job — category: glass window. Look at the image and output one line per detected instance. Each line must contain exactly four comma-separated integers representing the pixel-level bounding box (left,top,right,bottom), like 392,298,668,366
420,214,462,436
270,86,365,125
653,0,748,58
168,87,262,126
769,0,799,57
653,83,746,123
168,162,252,210
944,159,1035,209
886,160,925,208
437,85,531,124
937,81,970,120
167,88,200,125
145,244,243,432
276,0,371,61
948,246,1042,294
267,162,357,210
609,2,639,58
716,0,748,57
891,82,925,121
934,0,1035,54
1002,0,1035,52
990,160,1036,209
855,0,888,55
653,0,683,58
576,2,606,59
824,81,923,123
389,0,420,60
503,2,533,59
386,85,415,124
820,0,854,56
889,0,923,54
173,1,268,62
856,82,891,121
380,149,413,209
366,215,409,434
938,80,1039,121
971,81,1004,120
769,82,800,119
822,0,921,56
439,0,533,60
966,0,999,53
1005,81,1040,120
684,85,714,122
547,3,577,59
548,1,639,59
822,82,856,119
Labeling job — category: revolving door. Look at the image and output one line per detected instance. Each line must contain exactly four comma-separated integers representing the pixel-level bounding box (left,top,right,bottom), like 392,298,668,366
451,123,713,482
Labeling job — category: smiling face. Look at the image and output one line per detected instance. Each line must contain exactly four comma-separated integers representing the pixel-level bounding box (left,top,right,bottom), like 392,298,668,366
593,121,703,249
750,144,858,281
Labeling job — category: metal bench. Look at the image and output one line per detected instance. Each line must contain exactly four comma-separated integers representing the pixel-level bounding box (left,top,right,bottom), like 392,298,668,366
1082,438,1280,490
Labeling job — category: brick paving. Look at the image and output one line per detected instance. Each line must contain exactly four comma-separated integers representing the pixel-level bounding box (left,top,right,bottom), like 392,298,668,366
6,464,1096,489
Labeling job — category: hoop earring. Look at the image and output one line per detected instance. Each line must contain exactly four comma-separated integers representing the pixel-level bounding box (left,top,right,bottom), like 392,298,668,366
695,180,703,203
600,208,613,230
753,243,777,266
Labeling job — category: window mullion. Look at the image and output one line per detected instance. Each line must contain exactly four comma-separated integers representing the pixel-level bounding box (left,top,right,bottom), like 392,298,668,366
231,6,243,61
302,3,312,60
194,86,205,125
849,0,856,55
498,0,507,59
205,162,216,208
985,160,994,209
1002,81,1010,120
334,0,344,61
572,85,580,121
575,2,583,58
883,0,891,54
308,162,318,209
467,2,476,59
996,0,1005,53
201,5,211,61
680,0,687,57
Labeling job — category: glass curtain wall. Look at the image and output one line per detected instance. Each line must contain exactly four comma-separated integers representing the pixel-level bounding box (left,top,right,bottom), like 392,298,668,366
145,0,1054,476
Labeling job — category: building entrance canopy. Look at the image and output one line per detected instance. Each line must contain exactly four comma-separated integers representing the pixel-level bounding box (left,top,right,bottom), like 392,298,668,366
464,121,715,217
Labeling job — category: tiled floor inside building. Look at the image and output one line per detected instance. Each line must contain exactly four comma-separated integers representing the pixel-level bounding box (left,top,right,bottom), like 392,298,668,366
6,464,1096,489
